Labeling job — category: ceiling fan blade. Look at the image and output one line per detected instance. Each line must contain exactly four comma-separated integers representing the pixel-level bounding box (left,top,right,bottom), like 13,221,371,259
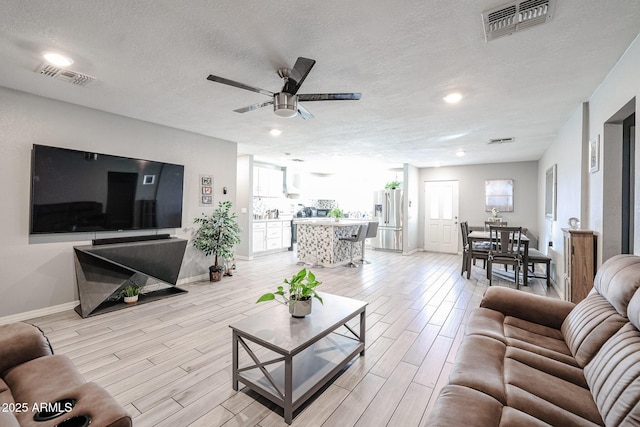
233,99,274,113
285,57,316,95
206,74,274,97
296,103,314,120
298,93,362,101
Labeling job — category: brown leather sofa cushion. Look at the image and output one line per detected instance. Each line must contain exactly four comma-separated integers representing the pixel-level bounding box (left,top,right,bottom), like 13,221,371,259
584,322,640,426
593,254,640,317
0,379,20,427
4,355,86,405
0,323,52,376
562,293,628,367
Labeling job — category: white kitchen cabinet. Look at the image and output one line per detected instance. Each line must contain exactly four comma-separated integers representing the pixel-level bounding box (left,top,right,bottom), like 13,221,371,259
266,221,283,250
252,220,291,254
253,166,284,197
252,222,266,252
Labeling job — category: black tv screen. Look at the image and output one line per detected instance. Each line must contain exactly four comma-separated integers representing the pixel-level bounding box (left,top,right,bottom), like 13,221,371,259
30,145,184,234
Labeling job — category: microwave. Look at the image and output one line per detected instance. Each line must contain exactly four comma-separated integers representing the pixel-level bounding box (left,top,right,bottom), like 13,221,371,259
316,209,330,217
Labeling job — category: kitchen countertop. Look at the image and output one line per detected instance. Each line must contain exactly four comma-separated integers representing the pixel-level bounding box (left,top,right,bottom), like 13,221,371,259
293,218,371,226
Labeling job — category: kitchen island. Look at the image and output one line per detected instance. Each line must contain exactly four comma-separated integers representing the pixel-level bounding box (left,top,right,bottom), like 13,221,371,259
294,219,370,267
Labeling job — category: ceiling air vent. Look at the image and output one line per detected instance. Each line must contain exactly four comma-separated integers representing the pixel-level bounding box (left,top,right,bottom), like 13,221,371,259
36,64,96,87
482,0,555,41
488,137,515,145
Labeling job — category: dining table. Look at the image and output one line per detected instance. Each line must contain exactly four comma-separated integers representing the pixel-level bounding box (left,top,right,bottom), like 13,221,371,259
467,230,530,286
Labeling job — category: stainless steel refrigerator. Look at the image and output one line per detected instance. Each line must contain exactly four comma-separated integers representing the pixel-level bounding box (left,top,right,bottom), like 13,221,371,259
372,189,403,251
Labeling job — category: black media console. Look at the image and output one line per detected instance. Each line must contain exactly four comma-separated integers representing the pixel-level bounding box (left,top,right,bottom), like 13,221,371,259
73,237,188,318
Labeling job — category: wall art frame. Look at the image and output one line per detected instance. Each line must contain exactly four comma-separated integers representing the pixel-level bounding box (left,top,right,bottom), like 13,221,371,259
485,179,514,212
545,164,557,220
200,175,213,206
589,134,600,173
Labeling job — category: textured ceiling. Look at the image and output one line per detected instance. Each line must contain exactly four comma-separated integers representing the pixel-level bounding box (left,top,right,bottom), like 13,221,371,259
1,1,640,173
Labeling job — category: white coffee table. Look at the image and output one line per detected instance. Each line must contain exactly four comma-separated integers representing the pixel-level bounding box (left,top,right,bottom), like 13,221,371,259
229,292,367,424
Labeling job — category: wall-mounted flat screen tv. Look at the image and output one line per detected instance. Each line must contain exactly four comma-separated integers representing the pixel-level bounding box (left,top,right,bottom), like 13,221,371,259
30,144,184,234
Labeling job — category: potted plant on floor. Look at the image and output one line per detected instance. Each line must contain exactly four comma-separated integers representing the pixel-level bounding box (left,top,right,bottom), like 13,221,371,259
256,268,323,318
193,201,242,282
120,281,143,304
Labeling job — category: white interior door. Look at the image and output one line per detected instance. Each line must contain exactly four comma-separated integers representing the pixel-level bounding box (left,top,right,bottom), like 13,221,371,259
424,180,459,254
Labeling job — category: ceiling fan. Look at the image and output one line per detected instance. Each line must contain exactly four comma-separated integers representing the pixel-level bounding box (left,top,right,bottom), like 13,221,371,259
206,57,361,120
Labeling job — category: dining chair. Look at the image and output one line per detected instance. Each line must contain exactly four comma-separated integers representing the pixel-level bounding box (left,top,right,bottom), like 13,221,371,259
468,227,490,270
487,225,523,287
462,222,489,278
484,220,508,231
460,221,471,276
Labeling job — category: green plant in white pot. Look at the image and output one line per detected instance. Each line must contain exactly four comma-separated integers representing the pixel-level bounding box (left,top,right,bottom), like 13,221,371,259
256,268,323,318
327,208,344,222
120,282,143,304
193,201,242,282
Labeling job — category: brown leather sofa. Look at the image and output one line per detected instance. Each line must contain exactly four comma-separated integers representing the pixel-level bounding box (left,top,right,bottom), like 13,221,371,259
426,254,640,426
0,322,131,427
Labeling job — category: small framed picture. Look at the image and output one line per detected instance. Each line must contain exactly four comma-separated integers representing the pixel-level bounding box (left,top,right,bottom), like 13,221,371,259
589,135,600,173
199,175,213,206
143,175,156,185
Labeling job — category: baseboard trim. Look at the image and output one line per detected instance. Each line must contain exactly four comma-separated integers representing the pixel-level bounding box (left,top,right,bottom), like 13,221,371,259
0,301,79,326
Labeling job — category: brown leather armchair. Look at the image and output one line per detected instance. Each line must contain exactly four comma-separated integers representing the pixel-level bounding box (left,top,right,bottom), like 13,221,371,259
0,322,131,427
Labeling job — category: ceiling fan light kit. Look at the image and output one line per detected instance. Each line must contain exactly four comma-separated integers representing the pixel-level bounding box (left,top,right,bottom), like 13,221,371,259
206,57,361,120
273,93,298,118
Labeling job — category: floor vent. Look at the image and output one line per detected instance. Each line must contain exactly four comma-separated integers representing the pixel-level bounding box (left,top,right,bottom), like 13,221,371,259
482,0,555,41
36,64,96,87
488,137,515,145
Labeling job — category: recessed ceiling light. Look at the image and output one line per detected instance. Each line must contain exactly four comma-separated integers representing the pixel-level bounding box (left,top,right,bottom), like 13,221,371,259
456,149,466,157
43,52,74,67
443,92,463,104
270,129,282,136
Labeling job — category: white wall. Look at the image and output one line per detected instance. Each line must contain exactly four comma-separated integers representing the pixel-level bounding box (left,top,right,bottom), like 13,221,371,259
537,104,586,297
419,161,539,250
0,87,237,319
403,163,420,254
235,155,253,259
587,34,640,264
536,34,640,300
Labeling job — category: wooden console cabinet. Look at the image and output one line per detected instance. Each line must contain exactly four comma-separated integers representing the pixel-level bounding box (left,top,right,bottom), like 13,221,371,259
563,229,597,303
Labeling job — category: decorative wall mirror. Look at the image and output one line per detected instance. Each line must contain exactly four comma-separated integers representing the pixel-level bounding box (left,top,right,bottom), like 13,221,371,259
545,164,557,220
485,179,514,212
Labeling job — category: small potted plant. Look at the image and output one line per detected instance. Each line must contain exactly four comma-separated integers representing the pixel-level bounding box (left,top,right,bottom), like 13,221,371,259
327,208,344,222
120,282,143,304
256,268,323,318
193,201,242,282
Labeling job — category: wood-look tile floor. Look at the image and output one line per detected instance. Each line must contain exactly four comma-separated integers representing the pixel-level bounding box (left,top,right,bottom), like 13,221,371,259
28,249,557,427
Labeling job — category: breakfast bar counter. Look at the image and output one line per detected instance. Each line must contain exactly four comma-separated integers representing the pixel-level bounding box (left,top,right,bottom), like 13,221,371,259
294,219,368,267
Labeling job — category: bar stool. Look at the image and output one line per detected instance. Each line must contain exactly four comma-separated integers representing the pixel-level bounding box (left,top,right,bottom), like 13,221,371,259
360,221,379,264
340,224,368,268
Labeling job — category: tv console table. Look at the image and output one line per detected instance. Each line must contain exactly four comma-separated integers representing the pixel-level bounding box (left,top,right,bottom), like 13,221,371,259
73,237,187,318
